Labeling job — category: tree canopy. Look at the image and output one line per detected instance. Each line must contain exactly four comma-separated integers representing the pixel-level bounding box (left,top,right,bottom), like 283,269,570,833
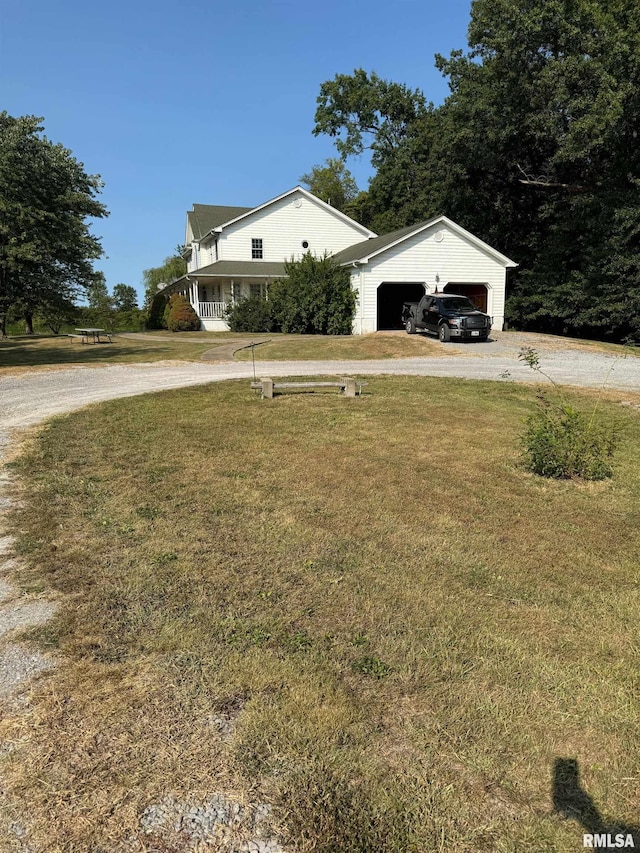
299,158,359,214
142,250,187,329
142,251,186,308
313,0,640,341
0,113,108,336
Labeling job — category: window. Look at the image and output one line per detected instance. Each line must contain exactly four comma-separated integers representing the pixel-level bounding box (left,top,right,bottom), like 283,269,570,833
250,283,266,298
251,238,263,259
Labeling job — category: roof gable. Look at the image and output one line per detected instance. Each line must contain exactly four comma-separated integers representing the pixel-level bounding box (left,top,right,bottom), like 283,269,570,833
189,187,376,242
332,216,518,268
188,204,253,242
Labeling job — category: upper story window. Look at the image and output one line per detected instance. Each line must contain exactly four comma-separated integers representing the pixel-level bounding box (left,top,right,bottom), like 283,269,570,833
251,238,263,259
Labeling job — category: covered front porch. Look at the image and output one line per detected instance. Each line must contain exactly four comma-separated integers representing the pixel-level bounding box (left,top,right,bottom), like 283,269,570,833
170,261,285,331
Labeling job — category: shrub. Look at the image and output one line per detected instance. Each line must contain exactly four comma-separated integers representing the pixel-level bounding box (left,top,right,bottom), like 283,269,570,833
166,294,200,332
522,401,617,480
519,347,618,480
225,295,276,332
147,291,168,329
269,252,356,334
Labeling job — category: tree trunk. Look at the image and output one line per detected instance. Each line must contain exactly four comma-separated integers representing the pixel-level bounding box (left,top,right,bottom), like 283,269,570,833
0,312,6,339
24,310,34,335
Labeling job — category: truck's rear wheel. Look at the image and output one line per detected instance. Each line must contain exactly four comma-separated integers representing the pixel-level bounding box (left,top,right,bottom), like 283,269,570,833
439,323,451,342
405,318,416,335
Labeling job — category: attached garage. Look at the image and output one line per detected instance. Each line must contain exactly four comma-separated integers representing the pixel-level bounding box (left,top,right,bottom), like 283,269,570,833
377,282,426,330
443,283,488,313
332,216,517,335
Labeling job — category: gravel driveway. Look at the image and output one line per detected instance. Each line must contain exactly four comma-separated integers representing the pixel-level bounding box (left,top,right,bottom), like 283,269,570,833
2,336,638,436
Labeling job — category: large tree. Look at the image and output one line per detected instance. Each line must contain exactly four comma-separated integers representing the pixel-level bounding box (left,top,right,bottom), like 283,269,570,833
0,113,108,336
112,283,138,313
142,249,187,310
314,1,640,341
142,250,187,329
300,158,359,214
312,70,431,233
434,0,640,338
313,69,428,166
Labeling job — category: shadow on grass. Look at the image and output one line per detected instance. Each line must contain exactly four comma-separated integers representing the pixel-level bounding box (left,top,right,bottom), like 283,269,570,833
0,336,205,368
553,758,639,848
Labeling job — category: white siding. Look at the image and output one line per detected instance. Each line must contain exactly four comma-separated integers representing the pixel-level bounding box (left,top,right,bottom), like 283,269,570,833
202,238,216,266
352,223,508,334
188,241,200,272
218,189,371,262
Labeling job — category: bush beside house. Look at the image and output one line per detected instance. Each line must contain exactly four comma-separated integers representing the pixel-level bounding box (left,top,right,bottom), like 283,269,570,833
147,292,168,330
166,294,200,332
271,253,356,334
225,295,276,332
226,253,356,335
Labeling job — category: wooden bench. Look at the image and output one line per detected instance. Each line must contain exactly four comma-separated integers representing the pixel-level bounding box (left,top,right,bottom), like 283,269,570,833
68,333,88,344
251,377,368,399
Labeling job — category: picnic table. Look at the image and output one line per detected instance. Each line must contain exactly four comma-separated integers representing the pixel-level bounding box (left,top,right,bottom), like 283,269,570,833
71,328,113,344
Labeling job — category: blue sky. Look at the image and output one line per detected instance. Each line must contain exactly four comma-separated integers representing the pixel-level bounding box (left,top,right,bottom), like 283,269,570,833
1,0,473,302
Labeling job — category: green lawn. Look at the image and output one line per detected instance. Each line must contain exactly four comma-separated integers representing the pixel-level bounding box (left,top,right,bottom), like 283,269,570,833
3,378,640,851
0,331,443,372
0,333,223,370
234,332,448,360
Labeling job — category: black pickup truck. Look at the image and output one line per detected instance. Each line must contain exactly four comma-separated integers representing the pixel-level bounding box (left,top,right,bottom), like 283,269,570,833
402,293,492,342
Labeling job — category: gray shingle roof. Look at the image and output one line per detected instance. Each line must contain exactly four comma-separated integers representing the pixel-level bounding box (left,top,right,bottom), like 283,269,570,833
170,261,287,288
188,204,253,241
331,221,434,265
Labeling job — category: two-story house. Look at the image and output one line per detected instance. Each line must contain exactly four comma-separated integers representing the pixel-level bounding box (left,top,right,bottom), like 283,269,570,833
168,186,375,331
165,186,516,333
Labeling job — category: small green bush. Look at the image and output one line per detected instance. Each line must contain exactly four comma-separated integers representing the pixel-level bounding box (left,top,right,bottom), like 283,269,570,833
225,295,276,332
166,294,200,332
522,400,617,480
518,347,618,480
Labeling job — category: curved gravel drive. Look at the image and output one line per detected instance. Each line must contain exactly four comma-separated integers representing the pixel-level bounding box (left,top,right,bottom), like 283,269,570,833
2,346,638,436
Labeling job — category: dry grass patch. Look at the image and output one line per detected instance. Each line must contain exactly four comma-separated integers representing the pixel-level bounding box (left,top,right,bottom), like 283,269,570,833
2,378,640,850
234,332,452,360
0,333,238,372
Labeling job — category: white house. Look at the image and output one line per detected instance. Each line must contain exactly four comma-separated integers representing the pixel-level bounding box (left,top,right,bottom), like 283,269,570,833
167,186,375,331
165,187,517,333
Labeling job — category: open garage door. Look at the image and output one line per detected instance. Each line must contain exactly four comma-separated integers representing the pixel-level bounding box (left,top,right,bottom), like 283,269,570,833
443,283,488,312
377,282,426,330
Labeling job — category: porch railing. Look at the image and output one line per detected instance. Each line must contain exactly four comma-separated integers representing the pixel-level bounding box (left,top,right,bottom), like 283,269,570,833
197,301,227,319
